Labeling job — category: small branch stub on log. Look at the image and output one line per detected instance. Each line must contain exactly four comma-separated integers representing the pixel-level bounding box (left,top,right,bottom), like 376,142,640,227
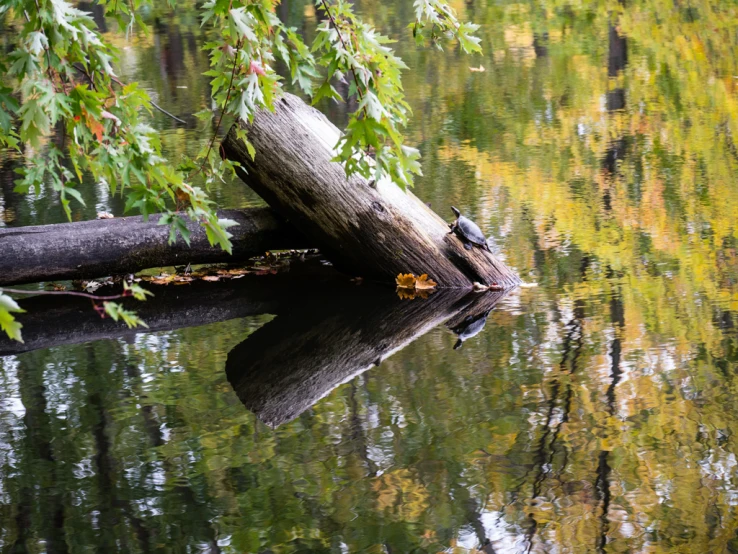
221,93,521,289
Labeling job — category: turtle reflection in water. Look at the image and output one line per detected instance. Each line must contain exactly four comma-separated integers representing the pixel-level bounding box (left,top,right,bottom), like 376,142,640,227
450,308,493,350
448,206,492,252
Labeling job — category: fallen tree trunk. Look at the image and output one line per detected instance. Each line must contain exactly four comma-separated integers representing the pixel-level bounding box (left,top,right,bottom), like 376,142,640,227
0,207,309,286
221,93,521,289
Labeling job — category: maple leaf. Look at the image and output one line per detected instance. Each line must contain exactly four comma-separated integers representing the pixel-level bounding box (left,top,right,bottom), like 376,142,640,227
396,273,416,289
414,274,437,290
81,107,104,142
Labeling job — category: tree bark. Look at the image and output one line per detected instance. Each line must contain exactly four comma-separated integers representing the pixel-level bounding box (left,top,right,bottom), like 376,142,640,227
221,93,521,289
0,207,309,286
226,286,508,427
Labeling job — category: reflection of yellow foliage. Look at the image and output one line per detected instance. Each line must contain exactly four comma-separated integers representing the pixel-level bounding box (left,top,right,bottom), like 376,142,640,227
372,469,430,522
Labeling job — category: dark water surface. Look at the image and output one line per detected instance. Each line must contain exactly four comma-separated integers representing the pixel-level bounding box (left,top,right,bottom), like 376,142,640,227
3,1,738,552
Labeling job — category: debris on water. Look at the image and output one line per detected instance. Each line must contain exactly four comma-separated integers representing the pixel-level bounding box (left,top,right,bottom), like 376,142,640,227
72,250,319,289
473,282,504,292
46,282,67,291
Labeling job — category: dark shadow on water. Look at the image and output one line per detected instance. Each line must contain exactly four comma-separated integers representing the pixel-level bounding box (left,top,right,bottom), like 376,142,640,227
226,284,508,427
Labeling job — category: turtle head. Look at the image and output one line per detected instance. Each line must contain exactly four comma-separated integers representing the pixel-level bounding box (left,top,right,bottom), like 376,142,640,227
451,206,461,218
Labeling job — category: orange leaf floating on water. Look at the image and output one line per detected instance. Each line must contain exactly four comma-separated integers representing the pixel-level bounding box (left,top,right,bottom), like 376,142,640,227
396,273,416,289
414,274,437,290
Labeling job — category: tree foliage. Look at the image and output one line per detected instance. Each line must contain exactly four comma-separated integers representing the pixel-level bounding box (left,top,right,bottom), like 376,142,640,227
0,0,481,341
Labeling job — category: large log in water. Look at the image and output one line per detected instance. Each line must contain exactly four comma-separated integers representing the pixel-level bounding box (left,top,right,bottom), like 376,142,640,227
221,93,521,289
0,208,308,286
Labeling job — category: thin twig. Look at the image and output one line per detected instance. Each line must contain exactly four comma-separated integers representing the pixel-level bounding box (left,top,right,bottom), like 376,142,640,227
109,75,187,124
71,63,98,91
197,39,242,175
71,64,186,124
1,288,132,301
319,0,365,104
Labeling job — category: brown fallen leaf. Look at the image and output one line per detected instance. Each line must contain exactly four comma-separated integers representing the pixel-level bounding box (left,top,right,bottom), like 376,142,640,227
201,275,221,282
414,274,437,290
396,273,416,289
149,273,178,285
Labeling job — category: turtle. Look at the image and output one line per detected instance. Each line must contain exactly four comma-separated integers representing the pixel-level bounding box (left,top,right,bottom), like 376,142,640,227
448,206,492,252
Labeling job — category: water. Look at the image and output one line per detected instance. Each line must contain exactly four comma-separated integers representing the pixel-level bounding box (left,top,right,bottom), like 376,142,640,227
2,1,738,552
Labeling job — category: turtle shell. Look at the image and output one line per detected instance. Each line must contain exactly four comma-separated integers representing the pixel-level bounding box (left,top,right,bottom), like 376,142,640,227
456,215,488,247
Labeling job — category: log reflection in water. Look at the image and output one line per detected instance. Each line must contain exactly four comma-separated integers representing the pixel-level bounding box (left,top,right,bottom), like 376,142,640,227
226,286,508,427
0,258,338,357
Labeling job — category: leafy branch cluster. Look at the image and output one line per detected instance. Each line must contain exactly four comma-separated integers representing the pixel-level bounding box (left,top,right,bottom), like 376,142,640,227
0,0,481,341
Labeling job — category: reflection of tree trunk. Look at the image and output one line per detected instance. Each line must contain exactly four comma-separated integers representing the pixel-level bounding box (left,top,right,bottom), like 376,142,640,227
607,24,627,77
606,293,624,415
278,0,289,24
0,157,22,227
227,284,507,427
348,380,377,476
595,290,624,552
86,347,152,554
122,359,222,552
523,303,584,553
533,33,548,58
11,355,69,554
78,2,107,32
602,22,628,210
594,450,612,553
